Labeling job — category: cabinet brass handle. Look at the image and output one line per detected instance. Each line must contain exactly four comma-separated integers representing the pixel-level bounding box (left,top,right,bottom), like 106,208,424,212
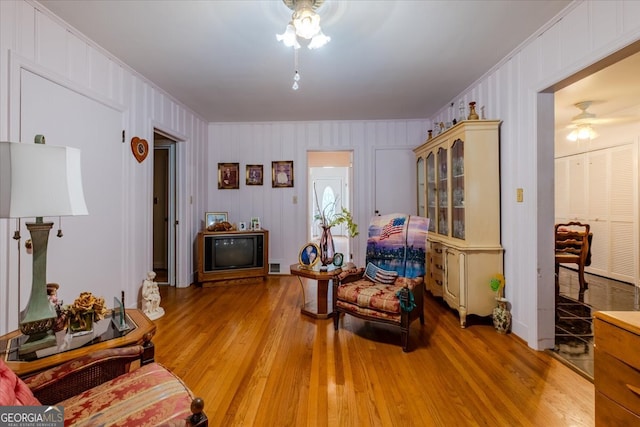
626,384,640,397
435,264,443,270
435,248,443,253
435,280,443,286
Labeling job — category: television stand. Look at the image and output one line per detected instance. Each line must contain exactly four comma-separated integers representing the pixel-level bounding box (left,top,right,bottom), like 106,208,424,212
195,229,269,287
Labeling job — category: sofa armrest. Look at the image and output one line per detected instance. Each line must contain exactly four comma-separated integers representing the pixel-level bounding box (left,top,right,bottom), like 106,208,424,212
336,267,365,284
23,345,144,405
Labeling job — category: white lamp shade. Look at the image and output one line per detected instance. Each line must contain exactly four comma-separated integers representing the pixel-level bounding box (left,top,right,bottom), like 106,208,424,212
293,7,321,39
0,141,88,218
308,31,330,49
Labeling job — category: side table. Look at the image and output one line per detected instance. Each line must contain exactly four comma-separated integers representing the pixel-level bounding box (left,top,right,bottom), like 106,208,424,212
0,309,156,377
290,264,342,319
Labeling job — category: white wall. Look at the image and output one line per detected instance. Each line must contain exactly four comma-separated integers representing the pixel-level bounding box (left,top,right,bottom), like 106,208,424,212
0,0,208,334
208,120,429,272
427,0,640,349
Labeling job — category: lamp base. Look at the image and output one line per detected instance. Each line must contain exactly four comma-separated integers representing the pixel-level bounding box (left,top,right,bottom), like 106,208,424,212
18,330,56,355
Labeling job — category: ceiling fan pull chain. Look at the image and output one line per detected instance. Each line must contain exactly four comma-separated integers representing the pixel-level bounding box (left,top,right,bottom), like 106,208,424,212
292,49,300,90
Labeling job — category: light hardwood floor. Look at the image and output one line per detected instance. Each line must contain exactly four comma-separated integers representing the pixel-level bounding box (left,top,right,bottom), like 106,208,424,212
154,275,594,427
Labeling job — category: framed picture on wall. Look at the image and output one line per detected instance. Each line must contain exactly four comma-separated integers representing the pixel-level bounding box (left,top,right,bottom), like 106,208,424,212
218,163,239,189
272,160,294,188
246,164,263,185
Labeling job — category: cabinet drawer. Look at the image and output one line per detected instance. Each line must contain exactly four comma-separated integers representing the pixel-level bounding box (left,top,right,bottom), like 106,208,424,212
596,391,640,426
595,348,640,416
594,317,640,371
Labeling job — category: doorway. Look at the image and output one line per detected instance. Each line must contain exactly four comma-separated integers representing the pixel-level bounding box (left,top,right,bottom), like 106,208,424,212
308,151,353,262
549,44,640,377
153,131,177,285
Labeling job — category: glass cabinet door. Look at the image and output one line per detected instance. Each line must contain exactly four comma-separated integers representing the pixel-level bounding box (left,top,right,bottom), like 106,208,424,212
451,138,465,239
417,157,425,217
437,147,448,236
426,153,436,232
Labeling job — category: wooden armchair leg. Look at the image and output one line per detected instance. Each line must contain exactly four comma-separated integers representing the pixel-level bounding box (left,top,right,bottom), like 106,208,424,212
401,329,409,352
333,312,339,331
578,265,588,290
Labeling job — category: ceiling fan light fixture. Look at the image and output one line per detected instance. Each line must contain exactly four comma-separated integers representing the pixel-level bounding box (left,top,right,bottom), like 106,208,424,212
566,101,598,141
277,0,329,49
293,4,321,39
567,124,598,141
276,23,301,49
308,30,330,49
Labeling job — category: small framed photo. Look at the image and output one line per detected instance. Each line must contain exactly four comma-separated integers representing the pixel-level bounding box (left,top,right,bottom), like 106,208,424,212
299,242,320,268
246,164,263,186
333,252,344,267
272,160,294,188
251,217,261,230
218,163,240,189
205,212,228,228
238,222,247,231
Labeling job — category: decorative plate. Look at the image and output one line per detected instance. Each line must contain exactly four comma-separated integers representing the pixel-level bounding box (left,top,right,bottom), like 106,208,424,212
131,137,149,163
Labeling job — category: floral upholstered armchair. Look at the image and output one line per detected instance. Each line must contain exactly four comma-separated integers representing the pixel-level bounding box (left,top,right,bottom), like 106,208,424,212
332,214,429,352
0,345,207,426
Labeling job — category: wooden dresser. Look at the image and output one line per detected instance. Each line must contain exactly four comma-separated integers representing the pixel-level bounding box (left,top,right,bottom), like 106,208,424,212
593,311,640,425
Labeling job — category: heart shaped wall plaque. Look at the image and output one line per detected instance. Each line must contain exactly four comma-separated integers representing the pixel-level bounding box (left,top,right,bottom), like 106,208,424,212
131,137,149,163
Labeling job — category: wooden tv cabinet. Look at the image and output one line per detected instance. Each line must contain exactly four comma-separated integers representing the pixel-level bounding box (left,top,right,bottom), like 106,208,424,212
195,229,269,287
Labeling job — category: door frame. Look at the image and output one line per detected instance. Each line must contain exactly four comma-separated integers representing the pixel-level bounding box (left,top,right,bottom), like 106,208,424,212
153,131,177,286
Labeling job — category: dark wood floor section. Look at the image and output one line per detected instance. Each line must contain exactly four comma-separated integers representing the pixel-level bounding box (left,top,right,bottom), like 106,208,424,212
155,275,594,426
554,267,639,379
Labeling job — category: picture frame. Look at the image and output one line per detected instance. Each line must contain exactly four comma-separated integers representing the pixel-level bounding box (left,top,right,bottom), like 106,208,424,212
218,163,240,189
205,212,228,228
299,242,320,268
333,252,344,267
250,217,261,230
272,160,294,188
238,222,247,231
246,164,263,186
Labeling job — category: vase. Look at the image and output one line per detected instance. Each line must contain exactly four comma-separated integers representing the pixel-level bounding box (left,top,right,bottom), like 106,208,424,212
468,101,479,120
492,298,511,334
69,311,94,333
319,226,335,267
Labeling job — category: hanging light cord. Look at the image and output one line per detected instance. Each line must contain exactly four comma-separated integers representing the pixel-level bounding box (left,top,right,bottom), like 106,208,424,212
292,49,300,90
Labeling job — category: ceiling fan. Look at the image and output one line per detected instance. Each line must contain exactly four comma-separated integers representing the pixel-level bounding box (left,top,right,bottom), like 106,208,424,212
566,101,598,141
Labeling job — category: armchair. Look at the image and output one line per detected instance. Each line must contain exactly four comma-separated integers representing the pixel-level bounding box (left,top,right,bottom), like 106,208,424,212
333,214,429,352
1,345,207,426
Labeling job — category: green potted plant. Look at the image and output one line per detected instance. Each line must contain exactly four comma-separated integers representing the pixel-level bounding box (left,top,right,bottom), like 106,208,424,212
489,273,511,334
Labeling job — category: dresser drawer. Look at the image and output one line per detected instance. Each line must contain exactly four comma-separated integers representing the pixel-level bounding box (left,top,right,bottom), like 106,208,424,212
595,348,640,416
596,391,640,426
594,316,640,371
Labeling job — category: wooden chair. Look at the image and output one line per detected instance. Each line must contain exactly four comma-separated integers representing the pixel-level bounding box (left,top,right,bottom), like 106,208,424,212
555,222,592,293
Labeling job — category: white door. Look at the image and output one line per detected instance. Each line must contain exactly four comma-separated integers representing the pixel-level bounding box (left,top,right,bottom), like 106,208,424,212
20,69,124,306
374,148,417,216
312,177,345,237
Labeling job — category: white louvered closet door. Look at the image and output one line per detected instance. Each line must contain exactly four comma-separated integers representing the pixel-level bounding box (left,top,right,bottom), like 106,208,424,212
586,144,637,285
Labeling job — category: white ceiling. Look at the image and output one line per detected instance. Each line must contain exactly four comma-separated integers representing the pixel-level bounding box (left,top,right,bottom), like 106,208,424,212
554,50,640,135
39,0,572,123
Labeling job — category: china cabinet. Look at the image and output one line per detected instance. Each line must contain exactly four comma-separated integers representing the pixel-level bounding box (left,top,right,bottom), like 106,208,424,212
414,120,503,327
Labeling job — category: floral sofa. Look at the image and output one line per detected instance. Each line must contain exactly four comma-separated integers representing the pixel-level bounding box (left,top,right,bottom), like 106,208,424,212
333,214,429,352
0,345,206,426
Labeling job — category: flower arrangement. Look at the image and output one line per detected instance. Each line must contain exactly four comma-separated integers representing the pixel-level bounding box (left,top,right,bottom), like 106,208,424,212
489,273,505,299
313,184,359,237
63,292,108,331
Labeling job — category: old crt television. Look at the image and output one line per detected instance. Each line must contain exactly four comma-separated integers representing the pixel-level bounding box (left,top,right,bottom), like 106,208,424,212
203,233,265,272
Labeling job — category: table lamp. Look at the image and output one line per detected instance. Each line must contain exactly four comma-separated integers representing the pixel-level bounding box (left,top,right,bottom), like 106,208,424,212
0,137,88,354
